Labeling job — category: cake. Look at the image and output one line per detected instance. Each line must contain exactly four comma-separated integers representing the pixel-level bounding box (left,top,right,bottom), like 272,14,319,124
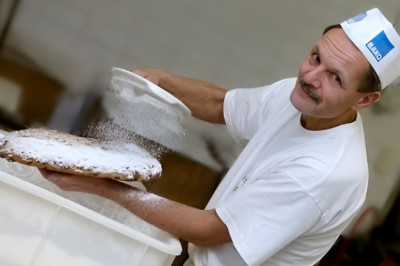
0,128,162,181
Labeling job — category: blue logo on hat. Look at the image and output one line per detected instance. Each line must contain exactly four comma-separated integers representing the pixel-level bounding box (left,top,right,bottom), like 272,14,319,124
347,12,367,23
366,31,394,62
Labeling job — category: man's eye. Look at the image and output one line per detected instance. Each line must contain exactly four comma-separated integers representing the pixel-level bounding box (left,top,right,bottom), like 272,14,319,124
312,53,320,63
333,74,341,84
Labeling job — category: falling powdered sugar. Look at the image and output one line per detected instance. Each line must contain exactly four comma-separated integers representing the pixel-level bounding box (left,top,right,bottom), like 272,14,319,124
80,119,168,160
102,73,188,150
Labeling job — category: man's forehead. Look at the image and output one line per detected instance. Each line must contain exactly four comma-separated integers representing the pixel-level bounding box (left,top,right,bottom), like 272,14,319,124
318,28,358,50
314,29,370,87
316,28,368,66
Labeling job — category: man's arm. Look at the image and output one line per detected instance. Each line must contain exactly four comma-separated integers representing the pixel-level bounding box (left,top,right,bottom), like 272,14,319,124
133,68,227,124
40,169,231,247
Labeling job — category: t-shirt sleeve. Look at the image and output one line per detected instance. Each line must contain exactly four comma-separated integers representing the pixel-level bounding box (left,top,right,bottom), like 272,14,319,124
223,78,295,142
223,86,272,141
215,171,321,266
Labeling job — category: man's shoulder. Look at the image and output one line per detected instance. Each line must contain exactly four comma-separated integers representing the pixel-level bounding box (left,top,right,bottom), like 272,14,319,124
257,77,296,92
275,77,297,85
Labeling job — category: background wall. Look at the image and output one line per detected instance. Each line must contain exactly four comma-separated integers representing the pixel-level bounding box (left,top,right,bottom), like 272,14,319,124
2,0,399,128
5,0,400,93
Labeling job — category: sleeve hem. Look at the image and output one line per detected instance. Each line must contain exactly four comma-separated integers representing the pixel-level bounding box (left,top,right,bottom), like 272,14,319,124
215,206,258,266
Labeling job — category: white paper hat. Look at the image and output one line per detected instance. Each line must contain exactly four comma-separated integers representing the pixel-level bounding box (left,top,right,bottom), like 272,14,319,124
341,8,400,89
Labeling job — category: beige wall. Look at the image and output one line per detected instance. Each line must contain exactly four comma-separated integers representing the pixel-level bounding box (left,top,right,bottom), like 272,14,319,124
5,0,400,94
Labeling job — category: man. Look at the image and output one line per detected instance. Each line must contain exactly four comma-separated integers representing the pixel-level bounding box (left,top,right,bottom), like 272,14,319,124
41,8,400,265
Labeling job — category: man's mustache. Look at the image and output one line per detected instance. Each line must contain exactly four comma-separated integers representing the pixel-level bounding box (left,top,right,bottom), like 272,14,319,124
300,80,322,104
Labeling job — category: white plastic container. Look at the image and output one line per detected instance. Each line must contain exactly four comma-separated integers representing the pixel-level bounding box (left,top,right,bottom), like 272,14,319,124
0,170,182,266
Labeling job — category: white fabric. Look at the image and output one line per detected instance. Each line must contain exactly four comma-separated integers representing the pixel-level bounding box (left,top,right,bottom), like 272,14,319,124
341,8,400,89
188,78,368,266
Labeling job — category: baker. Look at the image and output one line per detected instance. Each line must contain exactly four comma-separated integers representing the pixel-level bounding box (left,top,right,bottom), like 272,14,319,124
41,8,400,265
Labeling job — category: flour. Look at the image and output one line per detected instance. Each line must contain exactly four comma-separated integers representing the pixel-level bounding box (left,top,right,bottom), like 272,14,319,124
131,188,168,213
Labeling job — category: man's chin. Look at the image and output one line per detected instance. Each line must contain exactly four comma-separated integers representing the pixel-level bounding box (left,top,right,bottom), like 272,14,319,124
289,90,305,113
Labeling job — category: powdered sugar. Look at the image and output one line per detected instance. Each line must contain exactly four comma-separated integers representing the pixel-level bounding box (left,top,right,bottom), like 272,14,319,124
82,119,168,160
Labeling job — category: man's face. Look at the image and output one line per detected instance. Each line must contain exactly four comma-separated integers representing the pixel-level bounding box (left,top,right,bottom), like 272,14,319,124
290,28,370,121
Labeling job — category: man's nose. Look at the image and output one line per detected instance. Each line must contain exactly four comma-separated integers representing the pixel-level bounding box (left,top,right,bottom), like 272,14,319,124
303,66,323,89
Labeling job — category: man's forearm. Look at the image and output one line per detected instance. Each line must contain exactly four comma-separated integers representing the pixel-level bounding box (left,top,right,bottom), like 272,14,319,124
102,180,231,246
134,68,227,124
41,169,231,247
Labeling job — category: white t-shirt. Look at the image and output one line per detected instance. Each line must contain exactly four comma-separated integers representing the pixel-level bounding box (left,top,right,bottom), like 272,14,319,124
187,78,369,266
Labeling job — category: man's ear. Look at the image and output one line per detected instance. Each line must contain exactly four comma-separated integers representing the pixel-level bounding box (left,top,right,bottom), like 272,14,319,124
352,92,381,111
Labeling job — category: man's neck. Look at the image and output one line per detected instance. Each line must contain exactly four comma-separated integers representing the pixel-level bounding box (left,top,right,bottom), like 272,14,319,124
301,111,357,131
